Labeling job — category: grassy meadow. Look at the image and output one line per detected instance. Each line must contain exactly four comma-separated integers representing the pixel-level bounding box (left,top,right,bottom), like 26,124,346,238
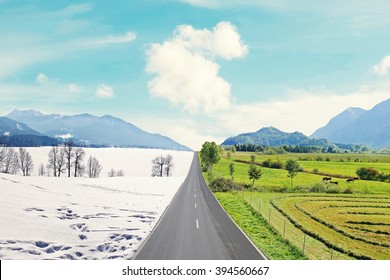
204,151,390,259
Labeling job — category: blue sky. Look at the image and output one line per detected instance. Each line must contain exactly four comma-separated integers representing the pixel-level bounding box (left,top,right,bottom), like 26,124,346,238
1,0,390,149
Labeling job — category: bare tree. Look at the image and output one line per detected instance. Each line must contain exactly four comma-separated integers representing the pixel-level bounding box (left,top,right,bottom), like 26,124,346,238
151,155,166,177
2,147,18,174
151,155,174,177
18,148,34,176
108,168,116,177
73,147,85,177
164,154,174,177
38,163,46,176
64,141,74,177
47,146,59,177
56,148,66,177
87,156,102,178
116,170,124,176
0,147,5,171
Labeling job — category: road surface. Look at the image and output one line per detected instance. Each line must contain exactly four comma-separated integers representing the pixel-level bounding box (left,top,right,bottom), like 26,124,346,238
134,153,266,260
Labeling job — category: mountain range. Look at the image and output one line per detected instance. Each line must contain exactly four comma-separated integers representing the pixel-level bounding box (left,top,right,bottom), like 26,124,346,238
0,117,58,147
311,98,390,148
221,126,333,147
2,110,191,151
222,98,389,149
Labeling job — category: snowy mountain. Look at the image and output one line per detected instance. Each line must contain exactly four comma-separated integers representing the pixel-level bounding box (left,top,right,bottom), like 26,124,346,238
0,117,58,146
310,98,390,148
0,117,42,136
6,110,191,150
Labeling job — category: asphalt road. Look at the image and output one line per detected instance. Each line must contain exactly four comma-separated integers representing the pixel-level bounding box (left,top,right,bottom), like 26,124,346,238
134,152,267,260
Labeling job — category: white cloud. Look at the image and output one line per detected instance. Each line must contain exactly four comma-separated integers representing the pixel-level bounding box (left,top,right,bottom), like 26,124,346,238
175,22,248,60
88,31,136,45
67,83,81,93
372,56,390,76
146,22,247,113
36,73,49,85
96,84,114,98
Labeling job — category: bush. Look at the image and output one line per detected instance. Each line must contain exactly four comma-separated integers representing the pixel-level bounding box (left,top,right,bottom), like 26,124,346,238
291,185,310,193
310,183,326,193
343,186,354,194
261,159,283,169
262,159,271,167
232,182,246,191
269,185,288,193
270,160,284,169
209,177,234,192
356,167,380,180
313,168,319,174
325,185,340,194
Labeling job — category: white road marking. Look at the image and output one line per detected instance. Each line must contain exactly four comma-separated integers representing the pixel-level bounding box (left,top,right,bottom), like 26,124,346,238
196,219,199,229
195,203,197,208
194,194,196,198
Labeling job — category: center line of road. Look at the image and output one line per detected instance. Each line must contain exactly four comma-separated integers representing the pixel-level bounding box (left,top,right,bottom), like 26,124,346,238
196,219,199,229
194,194,196,198
194,203,197,208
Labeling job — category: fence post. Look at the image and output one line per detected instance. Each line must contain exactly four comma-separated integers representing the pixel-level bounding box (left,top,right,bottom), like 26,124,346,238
258,200,261,212
283,220,286,238
330,250,333,260
303,234,307,254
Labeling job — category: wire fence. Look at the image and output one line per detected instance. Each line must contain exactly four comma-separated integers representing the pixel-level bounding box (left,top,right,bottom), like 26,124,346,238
241,191,351,260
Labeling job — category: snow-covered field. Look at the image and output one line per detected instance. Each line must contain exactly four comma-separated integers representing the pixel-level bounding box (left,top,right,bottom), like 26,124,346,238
0,148,193,260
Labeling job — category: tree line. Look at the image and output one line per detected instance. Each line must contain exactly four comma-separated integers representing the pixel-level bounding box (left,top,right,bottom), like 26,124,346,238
0,141,103,178
227,144,367,154
0,147,34,176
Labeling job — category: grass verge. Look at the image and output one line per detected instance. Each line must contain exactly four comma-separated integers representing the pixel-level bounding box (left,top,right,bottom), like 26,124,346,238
214,192,306,260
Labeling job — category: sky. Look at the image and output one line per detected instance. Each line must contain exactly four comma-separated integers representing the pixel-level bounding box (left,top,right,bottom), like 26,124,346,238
1,0,390,150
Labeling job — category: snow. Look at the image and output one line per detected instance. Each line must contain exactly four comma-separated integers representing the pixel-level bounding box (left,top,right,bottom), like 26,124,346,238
54,133,73,139
3,131,10,136
0,148,194,259
16,123,23,131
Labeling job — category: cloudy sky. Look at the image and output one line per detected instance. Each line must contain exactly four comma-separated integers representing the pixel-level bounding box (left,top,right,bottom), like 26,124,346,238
1,0,390,149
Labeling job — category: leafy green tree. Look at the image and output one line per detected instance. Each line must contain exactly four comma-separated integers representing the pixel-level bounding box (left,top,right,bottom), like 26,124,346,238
285,159,300,187
229,162,235,180
231,146,236,153
250,154,256,164
248,164,262,189
227,151,232,159
200,141,220,171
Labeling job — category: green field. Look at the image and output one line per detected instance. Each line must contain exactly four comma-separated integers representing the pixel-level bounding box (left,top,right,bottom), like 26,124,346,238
210,157,390,194
239,192,390,259
204,151,390,259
